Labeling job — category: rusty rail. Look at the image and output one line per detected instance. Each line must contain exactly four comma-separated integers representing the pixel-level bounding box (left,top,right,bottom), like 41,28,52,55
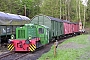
0,51,14,59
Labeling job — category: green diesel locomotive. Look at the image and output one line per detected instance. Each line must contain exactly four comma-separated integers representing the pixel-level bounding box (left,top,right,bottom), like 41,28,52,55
8,24,49,51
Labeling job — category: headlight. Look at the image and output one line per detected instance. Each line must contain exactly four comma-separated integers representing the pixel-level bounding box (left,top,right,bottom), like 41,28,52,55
25,40,30,44
11,35,15,39
28,36,32,40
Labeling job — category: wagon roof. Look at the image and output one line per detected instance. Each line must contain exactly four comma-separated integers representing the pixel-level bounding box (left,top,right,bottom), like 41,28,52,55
31,14,64,22
0,12,30,21
19,15,30,20
47,16,63,22
62,20,72,23
72,22,79,24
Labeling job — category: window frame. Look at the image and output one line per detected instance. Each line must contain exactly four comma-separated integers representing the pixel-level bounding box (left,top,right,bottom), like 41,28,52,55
38,28,44,34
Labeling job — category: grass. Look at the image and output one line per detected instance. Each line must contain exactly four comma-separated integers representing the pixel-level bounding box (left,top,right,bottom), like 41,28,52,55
38,35,90,60
61,35,89,45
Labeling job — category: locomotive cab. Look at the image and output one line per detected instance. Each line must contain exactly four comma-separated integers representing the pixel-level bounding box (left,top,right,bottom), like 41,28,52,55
8,24,49,52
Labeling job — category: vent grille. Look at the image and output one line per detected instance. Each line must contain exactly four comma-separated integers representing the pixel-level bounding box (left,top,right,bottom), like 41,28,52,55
18,30,25,38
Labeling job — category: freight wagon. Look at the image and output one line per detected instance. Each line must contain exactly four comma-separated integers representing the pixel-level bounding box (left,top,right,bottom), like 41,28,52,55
63,20,79,35
31,15,80,41
31,15,64,40
0,12,30,45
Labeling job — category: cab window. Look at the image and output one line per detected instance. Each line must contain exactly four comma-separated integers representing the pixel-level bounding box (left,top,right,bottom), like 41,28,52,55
39,28,44,34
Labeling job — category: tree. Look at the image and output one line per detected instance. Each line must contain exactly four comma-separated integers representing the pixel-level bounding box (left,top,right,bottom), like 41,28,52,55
0,0,42,18
87,0,90,21
40,0,85,22
40,0,66,18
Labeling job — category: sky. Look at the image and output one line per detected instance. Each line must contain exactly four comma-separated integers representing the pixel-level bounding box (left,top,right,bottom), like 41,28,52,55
82,0,88,6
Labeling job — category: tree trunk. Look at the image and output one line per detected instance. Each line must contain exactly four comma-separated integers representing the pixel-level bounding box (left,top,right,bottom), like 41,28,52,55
60,0,61,19
76,0,78,21
67,0,69,20
55,0,58,18
83,6,86,30
79,0,81,21
65,0,67,20
51,0,53,17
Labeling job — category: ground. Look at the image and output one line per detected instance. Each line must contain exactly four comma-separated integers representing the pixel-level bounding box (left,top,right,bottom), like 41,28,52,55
78,35,90,60
58,35,90,60
85,28,90,34
59,42,86,49
0,45,8,55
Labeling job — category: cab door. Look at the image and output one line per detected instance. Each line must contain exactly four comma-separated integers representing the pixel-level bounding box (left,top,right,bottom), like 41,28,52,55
38,27,49,45
38,27,45,45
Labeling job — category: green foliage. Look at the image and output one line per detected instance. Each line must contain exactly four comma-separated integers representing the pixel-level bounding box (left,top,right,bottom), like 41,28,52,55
40,0,63,18
40,0,85,22
87,0,90,21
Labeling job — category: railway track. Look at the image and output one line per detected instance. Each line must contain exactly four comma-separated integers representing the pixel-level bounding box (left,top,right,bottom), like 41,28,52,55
0,51,14,59
0,51,31,60
14,53,30,60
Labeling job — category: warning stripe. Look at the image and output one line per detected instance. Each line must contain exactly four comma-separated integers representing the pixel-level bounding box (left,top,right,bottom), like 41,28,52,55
32,44,36,49
29,47,33,51
29,44,36,52
7,44,14,51
30,45,35,51
8,44,11,48
8,44,13,50
10,46,14,51
8,44,11,49
8,44,13,49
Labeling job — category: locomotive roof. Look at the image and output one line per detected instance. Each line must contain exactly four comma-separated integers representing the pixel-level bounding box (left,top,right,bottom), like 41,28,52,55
0,12,30,20
40,24,49,28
